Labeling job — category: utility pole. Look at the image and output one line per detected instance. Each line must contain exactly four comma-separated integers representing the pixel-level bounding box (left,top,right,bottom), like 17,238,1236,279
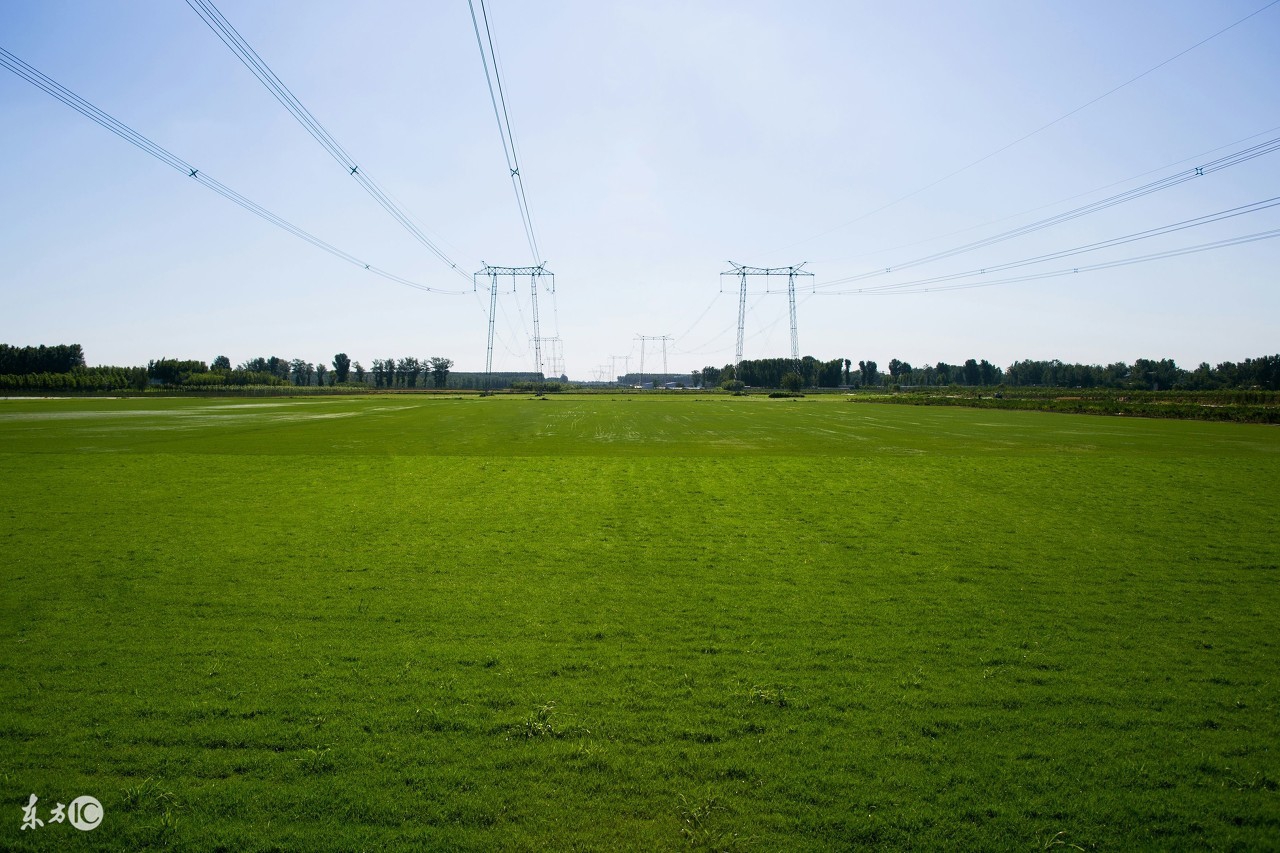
474,264,555,387
720,262,813,367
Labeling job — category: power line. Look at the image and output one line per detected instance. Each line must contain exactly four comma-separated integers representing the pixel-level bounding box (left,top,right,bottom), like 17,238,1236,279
770,0,1280,254
671,293,771,358
184,0,471,279
835,228,1280,296
467,0,541,265
822,196,1280,294
813,124,1280,266
0,46,466,296
466,0,555,377
671,292,724,345
815,133,1280,289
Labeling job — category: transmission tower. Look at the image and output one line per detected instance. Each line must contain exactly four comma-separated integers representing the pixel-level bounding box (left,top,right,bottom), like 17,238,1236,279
720,262,814,364
537,336,565,378
474,264,554,385
637,335,672,387
611,354,631,385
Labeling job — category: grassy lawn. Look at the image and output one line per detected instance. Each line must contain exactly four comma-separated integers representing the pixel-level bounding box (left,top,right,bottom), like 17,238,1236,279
1,394,1277,849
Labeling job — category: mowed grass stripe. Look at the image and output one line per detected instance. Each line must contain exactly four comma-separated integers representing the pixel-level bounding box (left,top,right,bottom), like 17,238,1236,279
0,394,1273,457
1,395,1277,849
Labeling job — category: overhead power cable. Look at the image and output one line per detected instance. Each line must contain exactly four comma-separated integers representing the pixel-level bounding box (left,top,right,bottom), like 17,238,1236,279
0,46,466,295
833,228,1280,296
816,134,1280,288
771,0,1280,254
467,0,541,265
816,124,1280,266
821,196,1280,294
184,0,471,280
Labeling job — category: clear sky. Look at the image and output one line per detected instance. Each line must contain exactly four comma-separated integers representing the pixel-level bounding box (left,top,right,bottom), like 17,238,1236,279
2,0,1277,377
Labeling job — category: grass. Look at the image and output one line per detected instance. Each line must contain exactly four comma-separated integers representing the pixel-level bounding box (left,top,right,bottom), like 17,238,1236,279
853,386,1280,423
1,394,1278,849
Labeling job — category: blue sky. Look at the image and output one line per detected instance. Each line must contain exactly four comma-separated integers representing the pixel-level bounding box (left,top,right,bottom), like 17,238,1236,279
2,0,1277,377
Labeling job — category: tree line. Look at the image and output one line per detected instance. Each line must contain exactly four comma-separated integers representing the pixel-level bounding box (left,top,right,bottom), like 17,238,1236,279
3,343,1276,392
699,354,1279,391
0,346,455,391
699,357,997,390
366,357,454,389
152,354,455,388
0,344,86,374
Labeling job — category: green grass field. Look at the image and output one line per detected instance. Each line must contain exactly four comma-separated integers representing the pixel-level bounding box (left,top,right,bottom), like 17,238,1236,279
2,394,1278,850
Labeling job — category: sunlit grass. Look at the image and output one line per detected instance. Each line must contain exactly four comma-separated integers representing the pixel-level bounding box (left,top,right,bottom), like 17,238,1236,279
1,394,1277,849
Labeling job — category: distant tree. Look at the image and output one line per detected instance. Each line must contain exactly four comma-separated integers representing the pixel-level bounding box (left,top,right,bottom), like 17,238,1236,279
315,364,328,386
1103,362,1129,386
332,353,351,383
844,358,852,385
212,355,231,371
978,359,998,385
148,358,208,385
290,359,312,386
0,344,86,374
780,372,803,392
816,358,844,388
398,357,421,388
353,361,365,383
962,359,980,386
1131,358,1184,391
429,357,453,388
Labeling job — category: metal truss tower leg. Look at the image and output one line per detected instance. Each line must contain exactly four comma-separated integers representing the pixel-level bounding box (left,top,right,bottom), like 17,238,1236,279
788,271,799,361
735,273,748,366
530,273,544,378
485,272,498,386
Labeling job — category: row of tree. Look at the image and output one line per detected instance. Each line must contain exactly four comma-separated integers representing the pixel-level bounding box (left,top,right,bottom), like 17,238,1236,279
145,354,454,388
0,365,147,392
0,344,86,374
1003,356,1280,391
698,357,996,389
4,343,1277,392
0,348,457,391
697,354,1280,391
368,357,454,389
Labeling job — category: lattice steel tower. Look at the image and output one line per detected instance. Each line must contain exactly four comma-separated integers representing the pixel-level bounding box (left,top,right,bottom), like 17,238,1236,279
474,263,554,386
721,262,814,364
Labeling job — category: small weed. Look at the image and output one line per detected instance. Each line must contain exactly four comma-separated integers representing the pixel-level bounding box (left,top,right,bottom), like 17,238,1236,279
1039,829,1086,851
678,793,747,849
295,745,334,774
748,685,787,707
511,701,562,739
152,806,180,839
119,777,176,814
